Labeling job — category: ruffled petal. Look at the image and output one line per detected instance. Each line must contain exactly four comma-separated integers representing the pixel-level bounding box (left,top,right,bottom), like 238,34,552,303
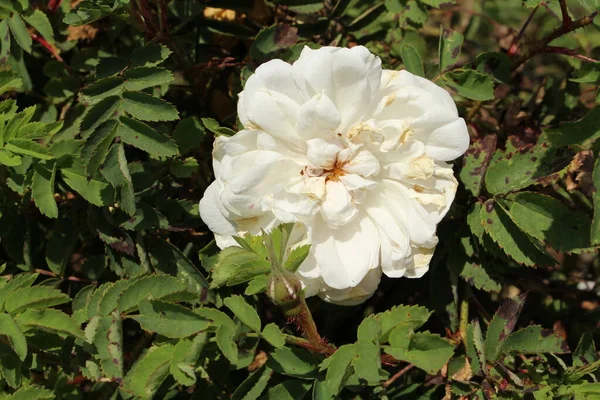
318,268,381,305
296,91,342,139
320,180,358,229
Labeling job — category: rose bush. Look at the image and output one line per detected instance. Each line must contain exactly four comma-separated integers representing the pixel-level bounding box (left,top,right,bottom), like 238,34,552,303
200,45,469,304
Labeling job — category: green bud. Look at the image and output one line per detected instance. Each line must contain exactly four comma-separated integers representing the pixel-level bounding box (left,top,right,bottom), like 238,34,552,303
266,267,303,317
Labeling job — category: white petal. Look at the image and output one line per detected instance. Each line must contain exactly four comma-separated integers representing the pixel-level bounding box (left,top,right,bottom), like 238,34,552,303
421,118,470,161
272,191,320,221
312,213,380,290
199,181,237,239
251,59,305,103
306,138,343,169
296,91,342,139
343,149,380,177
318,268,381,305
338,174,376,191
320,180,358,229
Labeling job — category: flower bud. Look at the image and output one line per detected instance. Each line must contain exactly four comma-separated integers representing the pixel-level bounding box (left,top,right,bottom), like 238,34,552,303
266,267,303,317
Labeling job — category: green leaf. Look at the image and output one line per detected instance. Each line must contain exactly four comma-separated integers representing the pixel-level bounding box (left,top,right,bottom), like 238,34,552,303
544,106,600,146
5,386,54,399
466,320,485,375
80,77,125,104
262,323,285,349
5,139,53,159
249,24,299,60
440,69,495,101
480,199,554,267
232,364,273,400
4,286,70,313
117,116,179,157
80,96,121,139
201,117,237,137
593,156,600,246
147,238,211,300
501,325,569,355
31,162,58,218
501,192,592,253
331,0,353,18
484,138,570,195
0,273,39,312
374,305,432,342
224,295,261,332
169,333,206,386
96,57,128,79
4,105,35,142
81,120,118,177
0,71,23,95
23,10,54,44
121,91,179,122
245,275,268,295
131,43,172,67
45,220,77,276
124,67,174,91
91,311,124,378
117,274,191,313
99,143,135,216
353,341,382,383
17,121,63,139
7,14,31,54
570,62,600,83
385,332,455,374
173,117,205,155
131,299,210,338
96,279,133,316
572,331,597,367
216,323,238,363
15,308,85,339
208,246,271,288
0,313,27,361
261,379,313,399
61,166,114,207
124,343,174,400
267,347,318,379
323,344,354,395
459,134,497,196
484,293,527,363
400,44,424,77
439,28,464,73
0,149,21,166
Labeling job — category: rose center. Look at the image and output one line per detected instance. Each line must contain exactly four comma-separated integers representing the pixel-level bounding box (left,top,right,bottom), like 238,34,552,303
323,159,347,182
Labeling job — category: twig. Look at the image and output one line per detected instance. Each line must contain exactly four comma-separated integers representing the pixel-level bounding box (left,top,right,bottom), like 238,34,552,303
30,33,65,64
34,268,93,283
382,364,414,388
512,12,598,70
541,46,600,63
507,5,539,56
558,0,571,28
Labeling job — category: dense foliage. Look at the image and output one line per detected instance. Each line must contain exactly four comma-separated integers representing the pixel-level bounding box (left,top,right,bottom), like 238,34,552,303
1,0,600,398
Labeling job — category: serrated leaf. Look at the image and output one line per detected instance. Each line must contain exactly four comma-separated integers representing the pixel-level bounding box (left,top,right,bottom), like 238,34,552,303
147,238,211,301
374,305,432,342
124,67,174,91
17,121,63,139
249,24,298,60
267,347,318,379
501,192,592,253
216,323,238,363
323,344,354,395
15,308,85,339
97,278,134,316
96,57,128,79
0,273,39,312
439,28,463,73
593,156,600,246
169,333,206,386
121,91,179,122
100,143,135,216
4,286,70,313
116,274,190,313
124,343,174,399
261,379,313,399
0,313,27,361
484,293,526,363
132,299,210,338
92,311,123,378
232,364,273,400
501,325,569,355
0,149,21,166
5,139,53,159
5,105,35,142
400,44,424,77
573,331,597,367
353,341,382,383
8,14,31,53
262,323,285,349
385,332,455,374
117,116,179,157
460,135,497,196
201,117,237,137
31,162,58,218
544,106,600,146
131,43,172,67
224,295,261,332
23,10,54,44
466,320,485,375
440,69,494,101
81,120,117,176
481,199,554,267
80,77,125,104
173,117,205,155
0,71,22,95
245,275,268,295
5,385,54,400
208,246,271,288
80,96,121,139
484,138,570,195
61,166,114,207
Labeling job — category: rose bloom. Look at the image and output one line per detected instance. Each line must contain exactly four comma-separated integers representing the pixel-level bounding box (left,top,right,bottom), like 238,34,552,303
200,46,469,305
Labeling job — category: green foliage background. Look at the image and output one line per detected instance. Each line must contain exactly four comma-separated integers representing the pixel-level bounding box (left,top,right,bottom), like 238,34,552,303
1,0,600,398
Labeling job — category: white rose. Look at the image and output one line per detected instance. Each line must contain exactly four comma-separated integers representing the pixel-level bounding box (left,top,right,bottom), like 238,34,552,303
199,45,469,305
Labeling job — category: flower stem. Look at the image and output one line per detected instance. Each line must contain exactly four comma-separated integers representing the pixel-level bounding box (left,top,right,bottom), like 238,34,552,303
382,364,414,388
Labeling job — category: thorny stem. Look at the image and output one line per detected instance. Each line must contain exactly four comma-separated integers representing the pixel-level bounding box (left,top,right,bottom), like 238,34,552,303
507,5,539,56
287,297,336,355
511,11,598,71
558,0,572,28
382,364,414,388
541,46,600,63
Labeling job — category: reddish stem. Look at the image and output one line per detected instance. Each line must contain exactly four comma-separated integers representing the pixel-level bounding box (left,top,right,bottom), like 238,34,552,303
558,0,572,28
30,33,65,64
507,5,538,56
542,46,600,63
48,0,62,13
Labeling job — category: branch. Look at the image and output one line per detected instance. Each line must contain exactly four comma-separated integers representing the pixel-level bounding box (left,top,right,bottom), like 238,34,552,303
382,364,414,388
558,0,571,28
512,12,598,70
